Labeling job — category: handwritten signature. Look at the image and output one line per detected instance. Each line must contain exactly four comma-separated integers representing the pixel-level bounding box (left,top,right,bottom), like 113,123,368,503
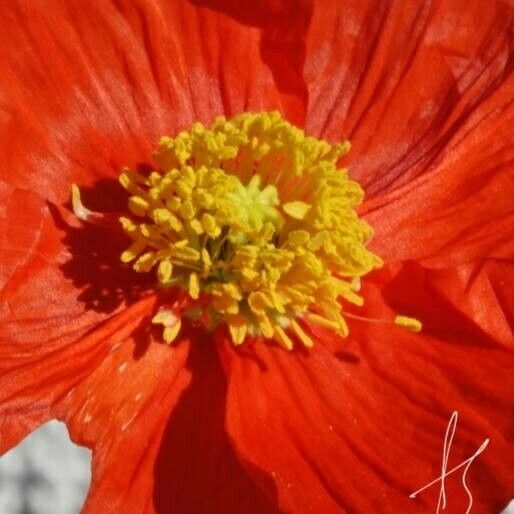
409,411,490,514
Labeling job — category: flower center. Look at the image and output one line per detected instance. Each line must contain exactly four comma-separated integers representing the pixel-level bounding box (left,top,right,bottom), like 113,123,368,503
73,111,421,349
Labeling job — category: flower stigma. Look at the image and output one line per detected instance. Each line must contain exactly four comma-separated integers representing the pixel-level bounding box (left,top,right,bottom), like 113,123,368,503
72,112,422,349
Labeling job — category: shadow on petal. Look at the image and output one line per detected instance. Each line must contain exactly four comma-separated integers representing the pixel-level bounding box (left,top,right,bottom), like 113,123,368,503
382,261,501,348
153,337,281,514
48,177,155,316
334,350,360,364
191,0,313,124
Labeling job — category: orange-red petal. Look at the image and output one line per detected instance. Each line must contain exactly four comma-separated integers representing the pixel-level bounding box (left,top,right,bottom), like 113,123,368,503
218,261,514,514
0,0,290,203
0,294,156,456
57,329,192,514
304,0,514,194
379,259,514,350
362,95,514,267
0,185,149,342
58,329,280,514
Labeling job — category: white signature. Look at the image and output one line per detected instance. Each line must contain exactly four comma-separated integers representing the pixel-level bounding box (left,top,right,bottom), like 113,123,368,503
409,411,490,514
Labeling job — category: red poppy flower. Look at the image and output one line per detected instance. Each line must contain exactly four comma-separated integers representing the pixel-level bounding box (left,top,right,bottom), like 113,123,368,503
1,1,513,514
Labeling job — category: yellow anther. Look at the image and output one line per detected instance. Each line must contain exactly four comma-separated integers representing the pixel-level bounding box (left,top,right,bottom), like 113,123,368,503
172,246,201,263
163,324,182,343
112,111,394,349
305,313,341,332
201,248,212,275
351,277,361,292
128,196,150,217
291,320,314,348
273,325,294,351
212,283,242,301
394,315,422,332
152,208,170,224
166,197,181,212
287,230,310,246
337,314,349,337
189,272,200,300
157,259,173,283
121,239,146,263
201,213,220,238
134,252,156,272
152,309,182,344
179,200,195,220
152,309,174,325
119,171,147,196
257,315,274,338
268,289,286,313
119,172,132,190
139,224,161,240
71,184,92,221
190,219,203,235
283,201,311,220
119,216,137,234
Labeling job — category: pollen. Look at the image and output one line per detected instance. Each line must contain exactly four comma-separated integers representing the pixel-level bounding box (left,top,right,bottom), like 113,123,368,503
73,111,421,348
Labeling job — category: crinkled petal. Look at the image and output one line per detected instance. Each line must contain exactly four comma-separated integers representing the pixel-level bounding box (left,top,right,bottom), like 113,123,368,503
362,92,514,266
0,184,157,453
0,185,149,345
218,262,514,514
0,295,156,455
380,259,514,350
303,0,514,195
57,330,191,514
58,330,280,514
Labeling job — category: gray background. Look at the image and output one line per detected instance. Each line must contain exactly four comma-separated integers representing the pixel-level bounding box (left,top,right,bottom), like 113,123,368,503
0,421,513,514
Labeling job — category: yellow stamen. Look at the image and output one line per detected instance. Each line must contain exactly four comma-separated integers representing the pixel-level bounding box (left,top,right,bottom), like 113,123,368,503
71,184,92,221
344,311,423,333
305,313,341,332
394,315,423,332
283,201,311,220
163,323,181,344
189,272,200,300
128,196,150,217
152,309,182,344
274,324,294,351
291,320,314,348
157,259,173,284
121,239,146,263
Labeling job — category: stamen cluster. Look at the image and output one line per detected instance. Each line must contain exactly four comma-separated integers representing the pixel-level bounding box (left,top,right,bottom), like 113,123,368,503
118,112,383,349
